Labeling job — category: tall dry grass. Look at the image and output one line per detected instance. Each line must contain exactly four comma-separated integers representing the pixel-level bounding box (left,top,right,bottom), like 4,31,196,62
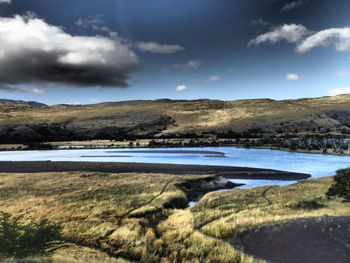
1,171,349,262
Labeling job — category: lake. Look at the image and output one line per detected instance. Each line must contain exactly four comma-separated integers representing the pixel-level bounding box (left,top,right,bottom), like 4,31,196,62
0,146,349,188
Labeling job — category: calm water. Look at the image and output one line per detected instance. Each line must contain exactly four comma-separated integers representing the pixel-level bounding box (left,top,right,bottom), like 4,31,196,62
1,147,349,188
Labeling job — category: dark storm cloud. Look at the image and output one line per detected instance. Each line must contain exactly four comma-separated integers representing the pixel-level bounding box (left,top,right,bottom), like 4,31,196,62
0,15,140,89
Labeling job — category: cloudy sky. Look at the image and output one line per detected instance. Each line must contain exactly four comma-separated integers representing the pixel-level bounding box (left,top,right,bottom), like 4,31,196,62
0,0,350,105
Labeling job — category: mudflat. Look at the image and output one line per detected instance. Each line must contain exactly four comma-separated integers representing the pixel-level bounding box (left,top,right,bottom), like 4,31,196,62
0,161,310,180
106,150,226,155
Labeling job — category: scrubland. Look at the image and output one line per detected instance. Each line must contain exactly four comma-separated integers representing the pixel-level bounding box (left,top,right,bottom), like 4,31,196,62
1,169,349,262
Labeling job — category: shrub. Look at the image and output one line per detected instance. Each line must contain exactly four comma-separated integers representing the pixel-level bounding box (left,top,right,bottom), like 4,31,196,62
291,200,325,210
326,168,350,202
0,212,62,259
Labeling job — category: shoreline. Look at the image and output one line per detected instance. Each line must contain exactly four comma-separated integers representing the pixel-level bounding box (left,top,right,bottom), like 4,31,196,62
0,161,311,181
1,141,349,156
233,145,350,156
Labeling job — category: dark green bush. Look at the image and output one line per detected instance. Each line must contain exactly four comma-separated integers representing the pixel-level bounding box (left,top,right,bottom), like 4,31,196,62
291,199,325,210
326,168,350,202
0,212,61,259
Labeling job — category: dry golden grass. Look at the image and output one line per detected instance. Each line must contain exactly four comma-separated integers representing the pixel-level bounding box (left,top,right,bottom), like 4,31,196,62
1,171,349,262
1,94,350,136
192,176,350,240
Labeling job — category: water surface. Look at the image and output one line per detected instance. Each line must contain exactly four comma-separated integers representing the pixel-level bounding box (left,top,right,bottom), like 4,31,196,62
1,147,349,188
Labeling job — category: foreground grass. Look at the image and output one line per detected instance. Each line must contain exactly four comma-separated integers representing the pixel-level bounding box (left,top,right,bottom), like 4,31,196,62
193,176,350,240
0,171,349,262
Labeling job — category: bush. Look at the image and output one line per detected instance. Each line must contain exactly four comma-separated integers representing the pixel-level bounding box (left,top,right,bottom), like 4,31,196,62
291,200,325,210
0,212,61,259
326,168,350,202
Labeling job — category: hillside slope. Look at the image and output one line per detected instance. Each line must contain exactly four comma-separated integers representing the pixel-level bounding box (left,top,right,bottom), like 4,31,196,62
0,99,46,107
0,95,349,143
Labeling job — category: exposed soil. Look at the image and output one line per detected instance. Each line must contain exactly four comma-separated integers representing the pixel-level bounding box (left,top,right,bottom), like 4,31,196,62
0,161,310,180
240,216,350,263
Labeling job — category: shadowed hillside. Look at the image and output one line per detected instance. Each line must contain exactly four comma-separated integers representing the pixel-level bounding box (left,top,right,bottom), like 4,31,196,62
0,99,47,107
0,95,349,143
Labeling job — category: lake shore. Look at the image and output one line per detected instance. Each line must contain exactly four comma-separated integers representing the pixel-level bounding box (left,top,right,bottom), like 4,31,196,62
0,139,350,156
0,161,310,180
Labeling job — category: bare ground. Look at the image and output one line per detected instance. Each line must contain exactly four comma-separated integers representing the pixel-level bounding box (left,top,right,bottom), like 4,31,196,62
240,216,350,263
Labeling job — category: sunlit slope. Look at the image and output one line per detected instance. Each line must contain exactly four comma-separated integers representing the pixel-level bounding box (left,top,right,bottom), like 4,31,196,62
0,95,349,142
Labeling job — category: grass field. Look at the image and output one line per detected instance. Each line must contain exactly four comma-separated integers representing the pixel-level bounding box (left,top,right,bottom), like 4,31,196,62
0,170,349,262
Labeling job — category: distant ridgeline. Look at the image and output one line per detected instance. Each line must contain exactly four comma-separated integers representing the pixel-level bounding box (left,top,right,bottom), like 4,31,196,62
0,99,47,107
0,95,349,153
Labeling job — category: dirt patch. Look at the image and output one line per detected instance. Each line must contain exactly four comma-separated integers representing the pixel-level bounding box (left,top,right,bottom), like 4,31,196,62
240,216,350,263
0,161,310,181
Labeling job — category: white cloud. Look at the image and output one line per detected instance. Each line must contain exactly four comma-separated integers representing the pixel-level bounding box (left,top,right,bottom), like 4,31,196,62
248,24,309,46
76,15,118,37
328,87,350,96
281,1,304,12
174,60,202,71
0,85,44,94
286,73,302,81
76,15,104,28
336,70,350,78
195,75,221,83
0,0,11,4
23,88,45,94
136,41,185,54
251,18,270,27
0,15,139,89
296,27,350,53
250,24,350,54
176,85,188,92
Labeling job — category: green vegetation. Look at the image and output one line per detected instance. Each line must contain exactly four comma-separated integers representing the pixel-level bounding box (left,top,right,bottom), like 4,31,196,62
327,168,350,202
0,171,349,262
0,212,61,259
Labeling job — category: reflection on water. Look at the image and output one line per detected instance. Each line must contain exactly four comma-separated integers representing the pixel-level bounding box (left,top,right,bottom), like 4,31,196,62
0,147,349,188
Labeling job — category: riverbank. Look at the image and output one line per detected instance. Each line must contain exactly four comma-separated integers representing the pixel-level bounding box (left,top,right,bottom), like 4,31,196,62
1,169,349,262
48,138,350,156
0,161,310,181
1,137,349,156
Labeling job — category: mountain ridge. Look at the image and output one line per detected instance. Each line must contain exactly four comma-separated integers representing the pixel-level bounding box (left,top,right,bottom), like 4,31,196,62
0,99,46,107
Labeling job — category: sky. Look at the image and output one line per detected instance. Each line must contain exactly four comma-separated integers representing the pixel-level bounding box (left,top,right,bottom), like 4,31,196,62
0,0,350,105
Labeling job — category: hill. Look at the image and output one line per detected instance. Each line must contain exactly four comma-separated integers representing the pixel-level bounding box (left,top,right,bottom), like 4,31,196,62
0,99,46,107
0,95,349,143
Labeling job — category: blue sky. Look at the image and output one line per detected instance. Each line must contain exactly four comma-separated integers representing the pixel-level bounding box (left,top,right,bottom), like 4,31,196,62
0,0,350,105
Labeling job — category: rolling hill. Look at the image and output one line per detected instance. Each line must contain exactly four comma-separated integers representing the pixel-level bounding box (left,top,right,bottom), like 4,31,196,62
0,95,349,143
